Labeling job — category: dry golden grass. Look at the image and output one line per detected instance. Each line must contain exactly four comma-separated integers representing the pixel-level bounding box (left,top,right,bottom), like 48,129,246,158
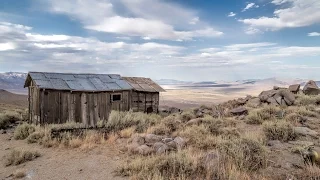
5,150,40,166
245,106,281,125
119,127,136,138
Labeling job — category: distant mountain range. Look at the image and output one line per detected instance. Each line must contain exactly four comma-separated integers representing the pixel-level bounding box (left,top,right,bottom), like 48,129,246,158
0,72,319,94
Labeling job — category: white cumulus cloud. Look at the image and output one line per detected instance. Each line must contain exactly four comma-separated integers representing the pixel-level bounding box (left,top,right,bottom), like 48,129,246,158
242,3,259,12
308,32,320,37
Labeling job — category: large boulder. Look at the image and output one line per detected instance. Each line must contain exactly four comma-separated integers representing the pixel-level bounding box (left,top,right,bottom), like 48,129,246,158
278,89,295,105
303,80,320,95
259,90,278,102
246,97,261,107
289,84,300,94
229,106,248,116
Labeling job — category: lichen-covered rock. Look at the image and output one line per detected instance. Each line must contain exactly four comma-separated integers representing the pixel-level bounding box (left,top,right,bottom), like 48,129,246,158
303,80,320,95
259,90,278,102
279,89,295,105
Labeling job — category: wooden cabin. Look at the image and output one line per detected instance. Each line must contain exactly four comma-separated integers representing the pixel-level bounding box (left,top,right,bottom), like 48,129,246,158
24,72,165,126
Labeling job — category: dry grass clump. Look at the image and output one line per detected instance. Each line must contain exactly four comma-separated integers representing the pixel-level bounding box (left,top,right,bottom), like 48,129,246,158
147,115,181,135
27,131,45,144
5,150,40,166
119,127,136,138
179,125,220,150
14,123,36,140
180,110,196,122
296,94,320,106
245,106,281,124
0,111,21,129
297,165,320,179
107,110,162,132
117,150,200,179
262,120,296,142
217,137,267,171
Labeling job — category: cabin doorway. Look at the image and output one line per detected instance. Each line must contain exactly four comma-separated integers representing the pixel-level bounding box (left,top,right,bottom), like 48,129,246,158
146,107,153,114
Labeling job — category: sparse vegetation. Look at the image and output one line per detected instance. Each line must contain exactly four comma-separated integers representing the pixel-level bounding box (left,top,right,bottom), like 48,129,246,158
13,171,26,179
262,120,296,141
5,150,40,166
0,111,20,129
245,106,281,124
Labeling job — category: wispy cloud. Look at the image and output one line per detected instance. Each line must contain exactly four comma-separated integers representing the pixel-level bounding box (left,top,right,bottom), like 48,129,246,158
308,32,320,37
42,0,223,41
239,0,320,32
242,3,259,12
228,12,236,17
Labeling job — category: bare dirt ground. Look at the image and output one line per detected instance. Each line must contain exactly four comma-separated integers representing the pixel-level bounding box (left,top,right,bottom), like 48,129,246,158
0,131,126,180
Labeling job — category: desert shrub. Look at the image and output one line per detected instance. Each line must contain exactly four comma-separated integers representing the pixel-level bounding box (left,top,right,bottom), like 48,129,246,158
217,137,267,171
262,120,296,141
5,150,40,166
14,123,36,140
107,110,161,132
204,118,237,137
245,106,281,125
27,131,45,144
119,127,136,138
117,150,199,179
179,125,219,149
180,110,196,122
296,107,318,118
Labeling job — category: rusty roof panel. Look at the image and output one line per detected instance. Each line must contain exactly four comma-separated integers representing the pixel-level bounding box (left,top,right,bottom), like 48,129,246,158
122,77,165,92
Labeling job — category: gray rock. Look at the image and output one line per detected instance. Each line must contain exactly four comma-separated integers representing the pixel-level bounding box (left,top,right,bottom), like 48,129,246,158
166,140,177,149
274,94,282,105
267,97,278,105
279,89,295,105
229,106,248,116
247,97,261,107
274,86,280,90
156,144,170,154
259,90,278,102
289,84,300,94
294,127,318,137
131,135,145,145
174,137,186,150
303,80,320,95
153,142,165,151
145,134,163,144
137,145,154,155
162,138,174,143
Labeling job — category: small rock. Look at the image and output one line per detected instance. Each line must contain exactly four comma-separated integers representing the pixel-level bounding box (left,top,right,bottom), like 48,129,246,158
174,137,186,150
186,118,203,126
238,115,246,120
145,134,163,144
247,97,261,107
230,106,248,116
137,145,154,155
294,127,318,137
79,169,83,172
131,135,145,145
267,140,282,147
259,90,278,102
274,86,280,90
156,144,169,154
153,142,165,151
166,141,177,149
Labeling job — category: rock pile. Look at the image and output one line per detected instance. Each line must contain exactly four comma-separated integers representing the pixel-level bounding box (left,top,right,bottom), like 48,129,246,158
259,89,295,106
127,134,186,155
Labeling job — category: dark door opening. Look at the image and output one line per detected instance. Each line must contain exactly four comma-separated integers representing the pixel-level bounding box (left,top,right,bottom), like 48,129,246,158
146,107,153,114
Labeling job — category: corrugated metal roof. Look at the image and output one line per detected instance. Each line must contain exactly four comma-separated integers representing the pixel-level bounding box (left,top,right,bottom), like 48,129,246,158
123,77,165,92
25,72,133,92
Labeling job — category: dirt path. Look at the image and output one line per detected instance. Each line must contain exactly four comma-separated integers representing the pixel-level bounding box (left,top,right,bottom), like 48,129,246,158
0,131,126,180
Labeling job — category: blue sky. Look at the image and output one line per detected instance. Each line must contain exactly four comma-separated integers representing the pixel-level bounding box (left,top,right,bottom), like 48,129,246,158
0,0,319,81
